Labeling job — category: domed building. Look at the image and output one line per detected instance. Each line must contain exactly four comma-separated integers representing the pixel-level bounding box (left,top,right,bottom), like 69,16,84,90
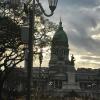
49,19,74,71
48,19,80,96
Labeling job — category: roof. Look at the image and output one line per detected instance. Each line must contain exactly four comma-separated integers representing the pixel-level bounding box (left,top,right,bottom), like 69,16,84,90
52,20,68,46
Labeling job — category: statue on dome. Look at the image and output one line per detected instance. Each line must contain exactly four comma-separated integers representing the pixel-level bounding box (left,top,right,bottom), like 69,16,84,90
71,54,75,66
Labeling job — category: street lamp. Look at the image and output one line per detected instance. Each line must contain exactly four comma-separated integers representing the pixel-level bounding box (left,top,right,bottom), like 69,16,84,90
24,0,58,100
48,0,58,12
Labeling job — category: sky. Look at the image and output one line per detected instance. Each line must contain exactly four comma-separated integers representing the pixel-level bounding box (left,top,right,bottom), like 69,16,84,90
15,0,100,69
35,0,100,69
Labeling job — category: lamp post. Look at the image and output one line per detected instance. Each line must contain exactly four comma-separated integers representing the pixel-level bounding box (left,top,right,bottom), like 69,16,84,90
24,0,58,100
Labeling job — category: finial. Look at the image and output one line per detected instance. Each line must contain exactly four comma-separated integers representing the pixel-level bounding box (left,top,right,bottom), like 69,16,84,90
59,17,63,29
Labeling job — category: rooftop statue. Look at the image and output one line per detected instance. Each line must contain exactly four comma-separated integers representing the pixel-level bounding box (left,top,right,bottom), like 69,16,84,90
71,54,75,66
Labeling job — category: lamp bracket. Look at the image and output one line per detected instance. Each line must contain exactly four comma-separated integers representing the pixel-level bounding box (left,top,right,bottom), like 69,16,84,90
36,0,54,17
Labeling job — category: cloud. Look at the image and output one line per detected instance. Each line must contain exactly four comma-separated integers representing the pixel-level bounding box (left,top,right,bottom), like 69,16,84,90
81,55,100,61
59,0,100,8
41,0,100,68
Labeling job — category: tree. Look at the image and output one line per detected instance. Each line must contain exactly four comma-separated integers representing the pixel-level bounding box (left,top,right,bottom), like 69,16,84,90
0,1,57,98
0,16,24,99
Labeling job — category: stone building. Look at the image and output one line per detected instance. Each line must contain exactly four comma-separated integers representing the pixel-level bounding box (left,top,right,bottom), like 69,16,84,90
48,19,80,96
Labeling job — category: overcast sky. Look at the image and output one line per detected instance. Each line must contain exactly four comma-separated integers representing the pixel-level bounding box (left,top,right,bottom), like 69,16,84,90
16,0,100,69
35,0,100,69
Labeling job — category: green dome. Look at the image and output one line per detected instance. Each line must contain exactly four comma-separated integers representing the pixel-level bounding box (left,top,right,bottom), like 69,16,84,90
52,20,68,46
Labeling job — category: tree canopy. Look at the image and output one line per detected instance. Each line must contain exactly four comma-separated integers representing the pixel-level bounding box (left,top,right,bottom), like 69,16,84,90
0,1,57,97
0,2,58,69
0,1,57,69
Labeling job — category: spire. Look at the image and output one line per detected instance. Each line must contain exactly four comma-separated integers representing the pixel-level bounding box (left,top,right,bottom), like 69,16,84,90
59,17,63,29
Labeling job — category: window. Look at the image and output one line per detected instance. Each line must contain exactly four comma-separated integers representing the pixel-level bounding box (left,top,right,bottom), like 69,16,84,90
54,80,62,89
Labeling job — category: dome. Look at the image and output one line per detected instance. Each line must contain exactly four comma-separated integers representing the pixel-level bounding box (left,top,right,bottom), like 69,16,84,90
52,20,68,46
